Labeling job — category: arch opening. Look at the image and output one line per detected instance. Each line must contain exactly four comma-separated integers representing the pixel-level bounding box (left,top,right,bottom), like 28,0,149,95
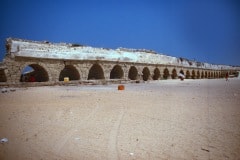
128,66,138,80
88,64,104,80
59,65,80,81
197,71,200,79
153,68,160,80
20,64,49,82
205,71,208,78
171,69,177,79
163,68,169,79
201,71,204,78
221,71,225,78
110,65,124,79
208,72,211,78
186,70,190,79
0,70,7,82
219,72,221,78
192,70,196,79
142,67,150,81
211,72,214,78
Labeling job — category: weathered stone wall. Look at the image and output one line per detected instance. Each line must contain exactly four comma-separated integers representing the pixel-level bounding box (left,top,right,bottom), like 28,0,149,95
0,38,239,86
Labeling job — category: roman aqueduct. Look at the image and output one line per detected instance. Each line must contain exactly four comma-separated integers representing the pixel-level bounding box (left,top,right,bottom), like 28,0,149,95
0,38,239,86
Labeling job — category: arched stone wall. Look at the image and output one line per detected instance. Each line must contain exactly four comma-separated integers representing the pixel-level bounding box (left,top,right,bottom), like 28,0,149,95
208,72,211,78
1,38,239,86
201,71,204,78
0,70,7,82
205,71,208,78
142,67,150,81
210,72,214,79
20,64,49,82
186,70,191,79
196,70,200,79
0,57,236,86
152,68,160,80
163,68,170,79
128,66,138,80
88,63,105,80
171,68,177,79
59,65,80,81
192,70,196,79
110,65,124,79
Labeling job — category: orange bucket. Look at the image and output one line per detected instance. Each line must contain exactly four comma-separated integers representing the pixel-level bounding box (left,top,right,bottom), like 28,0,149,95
118,85,125,90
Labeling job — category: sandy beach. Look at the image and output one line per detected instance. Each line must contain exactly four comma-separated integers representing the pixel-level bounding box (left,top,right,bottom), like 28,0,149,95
0,79,240,160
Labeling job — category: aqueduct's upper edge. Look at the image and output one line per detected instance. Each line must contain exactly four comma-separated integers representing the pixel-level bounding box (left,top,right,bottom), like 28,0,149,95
5,38,239,70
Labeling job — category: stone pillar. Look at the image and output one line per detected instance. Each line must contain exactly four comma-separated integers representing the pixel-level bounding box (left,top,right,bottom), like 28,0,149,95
4,58,22,83
79,63,91,80
103,63,112,80
122,64,129,80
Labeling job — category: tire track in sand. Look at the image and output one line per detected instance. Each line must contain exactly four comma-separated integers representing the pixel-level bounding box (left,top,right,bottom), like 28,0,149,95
53,104,101,155
107,109,125,160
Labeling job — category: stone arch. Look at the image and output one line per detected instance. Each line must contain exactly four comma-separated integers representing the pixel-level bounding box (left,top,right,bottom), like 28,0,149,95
128,66,138,80
88,63,104,80
153,68,160,80
205,71,208,78
186,70,190,79
208,72,211,78
163,68,169,79
201,71,204,78
110,65,124,79
59,65,80,81
221,71,226,78
215,72,218,78
171,68,177,79
192,70,196,79
0,70,7,82
142,67,150,81
196,70,200,79
20,64,49,82
211,72,214,78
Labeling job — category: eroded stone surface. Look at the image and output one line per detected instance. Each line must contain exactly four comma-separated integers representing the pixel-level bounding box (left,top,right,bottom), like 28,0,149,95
0,38,239,86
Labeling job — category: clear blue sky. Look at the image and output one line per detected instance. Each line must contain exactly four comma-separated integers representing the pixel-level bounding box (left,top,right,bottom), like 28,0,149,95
0,0,239,66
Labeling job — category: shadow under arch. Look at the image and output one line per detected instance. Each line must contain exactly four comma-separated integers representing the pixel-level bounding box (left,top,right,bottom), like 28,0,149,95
201,71,204,78
110,65,124,79
205,71,208,78
196,70,200,79
0,70,7,82
20,64,49,82
59,65,80,81
192,70,196,79
186,70,190,79
211,72,214,78
142,67,150,81
153,68,160,80
128,66,138,80
171,68,177,79
207,72,211,78
88,63,104,80
163,68,169,79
